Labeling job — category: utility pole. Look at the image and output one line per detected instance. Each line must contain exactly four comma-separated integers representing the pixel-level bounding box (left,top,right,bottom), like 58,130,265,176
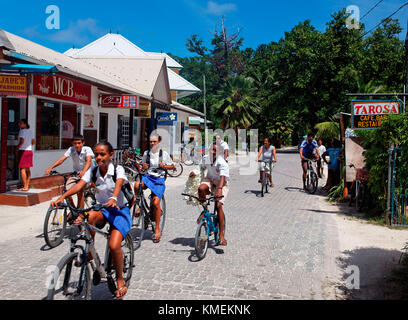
404,17,408,113
203,74,207,147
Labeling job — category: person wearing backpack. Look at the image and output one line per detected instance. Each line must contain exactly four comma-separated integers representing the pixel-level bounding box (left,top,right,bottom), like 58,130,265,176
51,141,132,299
134,134,175,243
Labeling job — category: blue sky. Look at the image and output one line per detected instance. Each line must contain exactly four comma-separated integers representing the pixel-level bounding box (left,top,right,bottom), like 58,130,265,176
1,0,407,57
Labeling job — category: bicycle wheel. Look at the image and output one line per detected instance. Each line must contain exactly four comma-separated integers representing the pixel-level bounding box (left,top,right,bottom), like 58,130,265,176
167,161,183,177
308,172,318,194
46,252,91,300
182,149,194,166
131,200,145,249
106,233,134,295
261,174,266,197
44,205,67,248
195,220,209,260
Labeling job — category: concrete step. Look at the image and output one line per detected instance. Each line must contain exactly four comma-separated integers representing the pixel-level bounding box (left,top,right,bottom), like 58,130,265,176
0,186,62,206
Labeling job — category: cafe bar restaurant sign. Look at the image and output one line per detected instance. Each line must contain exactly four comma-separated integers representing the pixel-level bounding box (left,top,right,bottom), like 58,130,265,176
351,100,400,129
101,94,139,109
0,74,27,97
33,74,91,105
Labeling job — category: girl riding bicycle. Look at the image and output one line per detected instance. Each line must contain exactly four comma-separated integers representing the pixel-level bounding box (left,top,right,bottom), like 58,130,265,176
51,141,131,299
256,137,277,187
134,133,174,243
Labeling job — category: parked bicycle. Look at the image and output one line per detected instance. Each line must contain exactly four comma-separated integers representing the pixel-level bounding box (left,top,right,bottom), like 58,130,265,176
131,170,166,249
348,164,369,212
122,154,143,184
43,171,96,248
258,160,274,197
46,202,134,300
305,158,318,194
181,193,224,260
167,158,184,178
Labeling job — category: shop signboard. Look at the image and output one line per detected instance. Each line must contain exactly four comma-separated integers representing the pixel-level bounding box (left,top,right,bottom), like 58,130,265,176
33,74,91,105
101,94,139,109
156,112,177,126
0,74,27,97
351,100,400,129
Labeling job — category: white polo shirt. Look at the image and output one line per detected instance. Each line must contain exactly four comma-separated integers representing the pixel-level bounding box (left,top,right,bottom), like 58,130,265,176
82,163,128,208
200,155,229,182
18,129,34,151
142,149,173,178
64,146,94,172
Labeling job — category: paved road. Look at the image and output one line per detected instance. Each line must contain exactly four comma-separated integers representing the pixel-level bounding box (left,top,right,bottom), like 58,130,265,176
0,152,339,300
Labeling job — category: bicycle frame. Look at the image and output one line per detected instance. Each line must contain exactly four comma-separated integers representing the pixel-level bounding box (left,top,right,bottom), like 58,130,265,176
198,208,219,243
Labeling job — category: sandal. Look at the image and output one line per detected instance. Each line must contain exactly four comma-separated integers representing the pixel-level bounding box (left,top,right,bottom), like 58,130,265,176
152,233,161,243
115,284,128,299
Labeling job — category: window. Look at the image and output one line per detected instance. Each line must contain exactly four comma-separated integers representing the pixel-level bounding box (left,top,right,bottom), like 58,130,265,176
61,104,80,149
36,100,60,150
36,100,81,150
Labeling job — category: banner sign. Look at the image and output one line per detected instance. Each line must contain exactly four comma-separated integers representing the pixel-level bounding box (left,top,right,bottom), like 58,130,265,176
33,74,91,105
351,100,400,129
156,112,177,126
101,94,139,109
0,74,27,97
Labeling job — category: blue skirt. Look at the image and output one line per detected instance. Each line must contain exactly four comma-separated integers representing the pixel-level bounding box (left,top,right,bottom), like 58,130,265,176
142,175,166,199
101,206,132,238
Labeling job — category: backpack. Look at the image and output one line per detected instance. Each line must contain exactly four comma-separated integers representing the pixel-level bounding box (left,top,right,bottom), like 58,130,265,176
145,149,168,180
91,164,135,209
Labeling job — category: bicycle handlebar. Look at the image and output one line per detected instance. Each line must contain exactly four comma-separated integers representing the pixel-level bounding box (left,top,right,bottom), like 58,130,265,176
49,171,79,177
57,202,109,216
181,193,224,203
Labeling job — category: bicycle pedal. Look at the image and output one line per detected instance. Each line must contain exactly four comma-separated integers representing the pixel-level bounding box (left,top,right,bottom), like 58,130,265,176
92,270,101,286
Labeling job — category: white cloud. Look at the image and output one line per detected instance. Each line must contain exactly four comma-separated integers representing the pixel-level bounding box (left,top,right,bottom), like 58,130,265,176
204,1,237,16
22,18,105,46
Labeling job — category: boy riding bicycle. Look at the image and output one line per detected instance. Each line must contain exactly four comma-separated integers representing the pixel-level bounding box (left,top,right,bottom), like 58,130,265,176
190,142,229,246
45,135,94,209
299,132,320,191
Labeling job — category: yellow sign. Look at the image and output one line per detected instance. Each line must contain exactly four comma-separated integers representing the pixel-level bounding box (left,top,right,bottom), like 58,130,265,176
0,74,27,97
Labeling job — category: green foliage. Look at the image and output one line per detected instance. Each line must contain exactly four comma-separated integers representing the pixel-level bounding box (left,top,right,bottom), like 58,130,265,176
170,11,405,148
360,114,408,215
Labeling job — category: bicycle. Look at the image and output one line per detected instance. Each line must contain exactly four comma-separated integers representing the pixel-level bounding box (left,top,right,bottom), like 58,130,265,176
131,170,166,249
122,155,143,184
258,160,274,197
167,159,184,178
181,193,224,260
305,158,318,194
348,164,369,212
43,171,96,249
46,202,134,300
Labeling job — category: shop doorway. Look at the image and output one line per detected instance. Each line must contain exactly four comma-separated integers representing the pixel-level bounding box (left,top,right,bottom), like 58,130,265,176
99,113,108,142
7,98,25,185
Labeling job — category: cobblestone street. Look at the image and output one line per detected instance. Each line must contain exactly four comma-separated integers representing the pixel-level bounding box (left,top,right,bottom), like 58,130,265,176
0,152,341,300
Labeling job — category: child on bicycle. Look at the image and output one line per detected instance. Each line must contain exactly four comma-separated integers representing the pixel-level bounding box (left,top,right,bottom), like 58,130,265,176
299,132,320,191
45,135,94,209
134,133,174,243
256,137,277,187
190,142,229,246
51,141,131,299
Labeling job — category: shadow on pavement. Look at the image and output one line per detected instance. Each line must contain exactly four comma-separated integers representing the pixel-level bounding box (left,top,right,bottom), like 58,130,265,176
284,187,304,192
244,190,262,197
336,247,406,300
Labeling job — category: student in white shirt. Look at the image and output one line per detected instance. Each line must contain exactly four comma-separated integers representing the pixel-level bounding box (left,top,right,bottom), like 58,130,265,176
317,139,326,178
45,135,94,209
189,142,229,246
51,141,131,299
215,135,229,161
134,134,175,243
17,119,35,191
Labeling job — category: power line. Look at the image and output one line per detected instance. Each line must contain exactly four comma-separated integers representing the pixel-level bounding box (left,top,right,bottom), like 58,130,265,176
361,1,408,38
361,0,385,21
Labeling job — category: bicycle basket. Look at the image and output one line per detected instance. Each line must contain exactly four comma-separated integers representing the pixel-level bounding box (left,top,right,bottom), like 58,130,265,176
356,169,369,181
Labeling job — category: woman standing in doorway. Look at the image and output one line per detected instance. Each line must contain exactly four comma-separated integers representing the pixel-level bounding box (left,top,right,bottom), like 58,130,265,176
17,119,35,191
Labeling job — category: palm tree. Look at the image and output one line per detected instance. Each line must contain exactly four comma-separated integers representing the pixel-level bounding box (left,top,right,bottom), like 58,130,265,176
214,76,260,134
